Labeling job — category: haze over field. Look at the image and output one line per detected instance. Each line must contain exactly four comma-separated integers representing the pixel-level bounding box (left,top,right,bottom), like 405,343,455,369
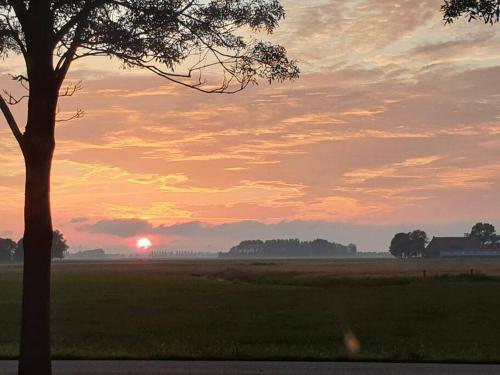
1,0,500,252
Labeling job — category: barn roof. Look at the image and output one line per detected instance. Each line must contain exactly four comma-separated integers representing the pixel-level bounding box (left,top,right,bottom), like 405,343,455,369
426,236,482,252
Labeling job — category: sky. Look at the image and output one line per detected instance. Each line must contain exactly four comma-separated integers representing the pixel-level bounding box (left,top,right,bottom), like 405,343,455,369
1,0,500,253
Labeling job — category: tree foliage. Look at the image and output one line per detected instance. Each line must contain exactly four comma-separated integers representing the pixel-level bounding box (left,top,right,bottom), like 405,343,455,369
470,222,498,246
442,0,500,24
0,0,299,94
389,230,429,259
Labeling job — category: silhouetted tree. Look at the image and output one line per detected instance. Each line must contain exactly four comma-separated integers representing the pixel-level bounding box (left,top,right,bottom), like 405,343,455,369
470,222,498,246
0,238,16,262
442,0,500,24
0,2,298,374
389,232,411,259
409,230,429,258
390,230,428,259
15,230,69,261
224,238,354,257
51,230,69,259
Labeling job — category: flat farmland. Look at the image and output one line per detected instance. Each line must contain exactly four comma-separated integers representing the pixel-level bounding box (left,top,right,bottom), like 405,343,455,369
1,258,500,362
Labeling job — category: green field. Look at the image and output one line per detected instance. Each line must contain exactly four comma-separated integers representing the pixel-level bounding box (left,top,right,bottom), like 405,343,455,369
1,259,500,362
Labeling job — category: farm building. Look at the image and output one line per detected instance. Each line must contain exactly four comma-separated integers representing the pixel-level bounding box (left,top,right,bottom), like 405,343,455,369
426,236,500,258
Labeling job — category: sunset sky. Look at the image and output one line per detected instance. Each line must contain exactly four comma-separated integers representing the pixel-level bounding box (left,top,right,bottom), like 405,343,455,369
1,0,500,253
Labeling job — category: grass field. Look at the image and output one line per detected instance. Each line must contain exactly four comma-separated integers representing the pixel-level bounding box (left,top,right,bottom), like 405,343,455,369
1,258,500,362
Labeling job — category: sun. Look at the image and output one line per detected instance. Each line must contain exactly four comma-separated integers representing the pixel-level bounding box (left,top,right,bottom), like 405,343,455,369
137,238,152,250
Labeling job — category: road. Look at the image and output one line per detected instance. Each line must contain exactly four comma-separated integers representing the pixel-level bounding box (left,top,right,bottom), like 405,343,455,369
1,361,500,375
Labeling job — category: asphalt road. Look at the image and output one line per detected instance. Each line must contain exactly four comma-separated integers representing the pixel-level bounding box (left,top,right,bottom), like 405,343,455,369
1,361,500,375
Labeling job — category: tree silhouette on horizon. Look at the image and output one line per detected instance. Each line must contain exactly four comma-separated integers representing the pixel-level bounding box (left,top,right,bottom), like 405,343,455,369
0,2,299,374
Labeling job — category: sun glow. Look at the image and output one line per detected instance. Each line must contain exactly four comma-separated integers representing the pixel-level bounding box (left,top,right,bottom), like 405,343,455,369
137,238,152,250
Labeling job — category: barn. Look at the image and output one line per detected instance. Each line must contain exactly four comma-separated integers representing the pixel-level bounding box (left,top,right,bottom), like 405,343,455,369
426,236,500,258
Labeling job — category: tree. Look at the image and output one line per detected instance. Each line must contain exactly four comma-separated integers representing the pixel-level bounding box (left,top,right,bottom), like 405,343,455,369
15,230,69,261
409,230,429,258
51,230,69,259
389,232,411,259
389,230,428,259
0,2,298,374
442,1,500,24
470,222,498,246
0,238,16,262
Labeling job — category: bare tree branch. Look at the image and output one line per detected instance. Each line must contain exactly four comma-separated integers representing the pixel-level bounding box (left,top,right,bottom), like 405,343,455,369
56,108,84,122
2,89,28,105
9,74,29,91
0,93,23,145
59,80,83,97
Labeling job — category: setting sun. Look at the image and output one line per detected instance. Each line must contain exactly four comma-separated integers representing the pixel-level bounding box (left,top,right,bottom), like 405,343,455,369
137,238,152,250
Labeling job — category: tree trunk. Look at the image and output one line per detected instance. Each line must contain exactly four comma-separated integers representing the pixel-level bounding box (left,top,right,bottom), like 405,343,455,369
13,5,59,374
18,135,55,375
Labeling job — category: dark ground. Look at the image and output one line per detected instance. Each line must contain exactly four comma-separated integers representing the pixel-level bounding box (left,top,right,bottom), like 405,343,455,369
1,259,500,362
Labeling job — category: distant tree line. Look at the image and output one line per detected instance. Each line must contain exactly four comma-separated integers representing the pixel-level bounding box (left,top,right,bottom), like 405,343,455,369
220,239,357,258
151,250,217,259
389,222,499,259
0,230,68,263
66,249,105,259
